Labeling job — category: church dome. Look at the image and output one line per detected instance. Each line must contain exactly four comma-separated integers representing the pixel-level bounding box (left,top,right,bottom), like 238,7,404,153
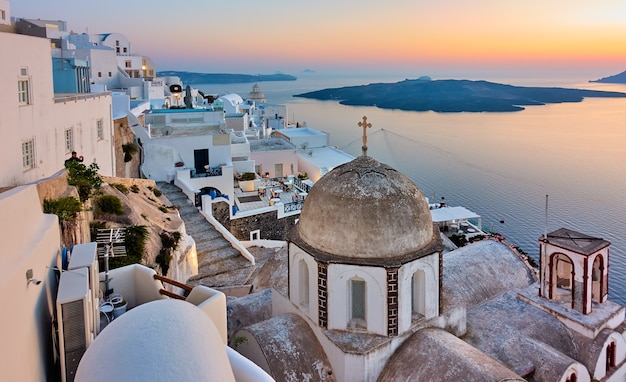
294,155,435,261
247,84,266,102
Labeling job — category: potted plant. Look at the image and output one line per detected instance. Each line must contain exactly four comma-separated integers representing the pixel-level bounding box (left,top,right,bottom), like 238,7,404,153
239,172,257,192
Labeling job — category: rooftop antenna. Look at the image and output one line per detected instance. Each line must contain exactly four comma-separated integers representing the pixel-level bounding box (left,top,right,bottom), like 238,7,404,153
358,116,372,157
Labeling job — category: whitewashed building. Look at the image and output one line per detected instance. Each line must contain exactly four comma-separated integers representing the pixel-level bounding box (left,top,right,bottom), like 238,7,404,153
0,29,114,188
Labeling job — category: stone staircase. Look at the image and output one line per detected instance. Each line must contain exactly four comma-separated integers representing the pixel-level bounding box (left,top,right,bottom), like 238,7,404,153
157,182,257,288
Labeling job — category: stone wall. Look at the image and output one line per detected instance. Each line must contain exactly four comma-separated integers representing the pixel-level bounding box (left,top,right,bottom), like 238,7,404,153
212,201,299,241
113,115,143,178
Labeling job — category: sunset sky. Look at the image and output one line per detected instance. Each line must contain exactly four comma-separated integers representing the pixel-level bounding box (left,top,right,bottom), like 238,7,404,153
10,0,626,79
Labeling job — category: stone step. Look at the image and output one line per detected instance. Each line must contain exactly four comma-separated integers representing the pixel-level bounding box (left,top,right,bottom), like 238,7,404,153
186,222,218,237
197,246,241,268
193,229,224,244
196,237,232,254
164,193,190,205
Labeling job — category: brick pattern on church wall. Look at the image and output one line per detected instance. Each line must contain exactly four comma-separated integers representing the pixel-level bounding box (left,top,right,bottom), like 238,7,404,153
318,262,328,328
387,268,399,336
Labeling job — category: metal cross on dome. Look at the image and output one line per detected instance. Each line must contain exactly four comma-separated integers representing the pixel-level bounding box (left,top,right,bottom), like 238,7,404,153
358,116,372,157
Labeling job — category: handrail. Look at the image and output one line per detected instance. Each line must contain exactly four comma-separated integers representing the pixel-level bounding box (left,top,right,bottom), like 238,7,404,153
153,274,193,292
158,289,186,300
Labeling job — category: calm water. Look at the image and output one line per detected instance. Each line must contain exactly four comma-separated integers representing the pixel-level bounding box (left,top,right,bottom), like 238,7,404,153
195,74,626,305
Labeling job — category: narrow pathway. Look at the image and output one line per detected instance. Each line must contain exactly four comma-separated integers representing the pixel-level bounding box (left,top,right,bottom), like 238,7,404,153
157,182,259,289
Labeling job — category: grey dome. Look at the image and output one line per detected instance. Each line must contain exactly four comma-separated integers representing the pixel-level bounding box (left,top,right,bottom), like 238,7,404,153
295,156,434,260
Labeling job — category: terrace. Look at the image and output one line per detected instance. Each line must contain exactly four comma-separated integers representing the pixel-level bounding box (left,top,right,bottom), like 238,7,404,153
233,177,311,215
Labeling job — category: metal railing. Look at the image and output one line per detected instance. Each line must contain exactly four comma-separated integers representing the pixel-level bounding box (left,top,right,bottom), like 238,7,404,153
54,91,111,103
284,200,305,213
190,166,223,178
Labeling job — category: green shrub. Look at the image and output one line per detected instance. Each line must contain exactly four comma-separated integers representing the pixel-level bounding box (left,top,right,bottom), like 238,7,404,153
240,172,256,181
158,205,169,213
65,161,102,202
43,196,82,223
107,225,149,269
156,231,182,275
110,183,129,194
95,195,124,215
122,142,138,163
153,188,162,197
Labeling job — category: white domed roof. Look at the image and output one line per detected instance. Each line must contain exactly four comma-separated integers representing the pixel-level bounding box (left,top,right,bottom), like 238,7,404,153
292,156,437,262
76,299,235,382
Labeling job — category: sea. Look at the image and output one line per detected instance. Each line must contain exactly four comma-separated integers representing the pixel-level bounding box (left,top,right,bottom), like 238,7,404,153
193,73,626,306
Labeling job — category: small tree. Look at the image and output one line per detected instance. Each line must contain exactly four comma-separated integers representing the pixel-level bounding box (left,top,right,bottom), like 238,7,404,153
65,160,102,202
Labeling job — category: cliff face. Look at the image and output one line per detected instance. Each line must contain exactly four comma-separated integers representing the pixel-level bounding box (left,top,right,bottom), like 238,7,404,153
37,173,195,284
113,115,143,178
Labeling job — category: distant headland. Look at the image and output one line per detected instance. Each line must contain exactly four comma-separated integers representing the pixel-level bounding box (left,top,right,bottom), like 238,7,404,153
294,78,626,112
157,71,297,84
590,70,626,84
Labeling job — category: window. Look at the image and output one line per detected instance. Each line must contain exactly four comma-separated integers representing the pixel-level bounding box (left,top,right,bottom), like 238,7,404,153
97,72,102,77
125,60,131,68
116,47,120,54
607,341,617,370
108,72,112,77
18,79,30,105
349,278,366,329
411,270,426,318
1,10,6,21
123,47,127,53
96,119,104,140
22,139,35,170
65,128,74,152
298,260,309,308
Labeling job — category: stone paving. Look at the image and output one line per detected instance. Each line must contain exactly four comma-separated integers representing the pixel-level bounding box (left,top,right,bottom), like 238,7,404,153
157,182,273,290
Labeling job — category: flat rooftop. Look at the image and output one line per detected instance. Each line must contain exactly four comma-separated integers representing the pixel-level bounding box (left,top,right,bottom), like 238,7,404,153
249,138,296,152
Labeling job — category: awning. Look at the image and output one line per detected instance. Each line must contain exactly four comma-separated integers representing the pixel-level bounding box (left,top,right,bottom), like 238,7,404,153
430,206,480,223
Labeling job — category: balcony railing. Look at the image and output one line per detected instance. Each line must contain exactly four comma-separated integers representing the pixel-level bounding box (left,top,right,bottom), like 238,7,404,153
54,91,111,103
284,200,304,213
190,166,223,178
293,178,312,193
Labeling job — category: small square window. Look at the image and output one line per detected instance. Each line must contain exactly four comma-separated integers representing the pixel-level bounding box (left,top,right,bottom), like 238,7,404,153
108,72,112,77
22,139,35,170
64,128,74,152
96,119,104,140
20,67,28,76
98,72,102,77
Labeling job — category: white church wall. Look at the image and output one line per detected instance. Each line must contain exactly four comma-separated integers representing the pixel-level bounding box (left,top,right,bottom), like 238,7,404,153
557,364,591,382
288,246,319,322
397,253,440,334
327,264,387,336
592,332,626,381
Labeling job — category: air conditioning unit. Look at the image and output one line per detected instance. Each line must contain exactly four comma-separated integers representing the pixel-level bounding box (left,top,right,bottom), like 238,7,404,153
67,242,100,335
57,267,93,382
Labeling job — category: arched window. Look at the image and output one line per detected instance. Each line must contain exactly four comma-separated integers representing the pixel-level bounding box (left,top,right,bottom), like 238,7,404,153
565,372,577,382
298,259,309,309
411,270,426,318
607,341,616,370
592,255,605,303
349,278,366,329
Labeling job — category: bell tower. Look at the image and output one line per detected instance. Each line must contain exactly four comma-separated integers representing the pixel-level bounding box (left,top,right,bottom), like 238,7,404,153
539,228,610,314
